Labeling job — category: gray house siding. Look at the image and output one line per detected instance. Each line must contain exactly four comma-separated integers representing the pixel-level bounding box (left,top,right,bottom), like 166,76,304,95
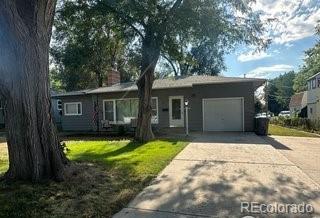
56,81,256,132
192,83,254,131
152,82,255,131
58,95,95,131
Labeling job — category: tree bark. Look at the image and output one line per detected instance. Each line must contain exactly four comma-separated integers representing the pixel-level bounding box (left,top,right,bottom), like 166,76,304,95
0,0,68,182
135,30,161,142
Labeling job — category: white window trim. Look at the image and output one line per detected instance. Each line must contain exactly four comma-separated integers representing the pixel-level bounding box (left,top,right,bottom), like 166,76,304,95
169,96,184,127
102,99,116,123
57,99,62,111
64,102,82,116
312,79,316,89
151,97,159,124
102,97,159,124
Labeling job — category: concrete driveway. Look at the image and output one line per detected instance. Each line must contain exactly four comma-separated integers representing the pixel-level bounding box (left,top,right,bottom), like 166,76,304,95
114,133,320,218
265,136,320,186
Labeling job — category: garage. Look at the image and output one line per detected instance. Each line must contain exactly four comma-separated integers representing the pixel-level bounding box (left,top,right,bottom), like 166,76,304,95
203,98,244,132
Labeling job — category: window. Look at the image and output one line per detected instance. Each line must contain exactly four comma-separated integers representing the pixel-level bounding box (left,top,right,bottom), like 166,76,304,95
151,98,159,123
308,81,312,90
103,97,158,124
312,79,316,89
310,107,313,114
116,99,138,123
318,78,320,88
103,100,115,122
64,102,82,116
0,100,3,109
57,99,62,111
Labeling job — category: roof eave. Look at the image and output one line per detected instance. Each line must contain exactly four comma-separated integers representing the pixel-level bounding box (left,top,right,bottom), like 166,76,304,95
307,72,320,81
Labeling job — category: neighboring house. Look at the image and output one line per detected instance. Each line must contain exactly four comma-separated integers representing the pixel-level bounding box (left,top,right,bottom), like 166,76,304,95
307,72,320,120
289,92,307,117
52,71,265,132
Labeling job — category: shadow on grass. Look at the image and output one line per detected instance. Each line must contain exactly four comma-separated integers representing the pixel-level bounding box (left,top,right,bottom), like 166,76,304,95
0,138,188,218
0,162,152,218
0,139,164,218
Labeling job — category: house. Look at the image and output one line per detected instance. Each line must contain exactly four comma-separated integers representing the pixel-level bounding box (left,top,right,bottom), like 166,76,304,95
52,71,266,133
289,92,307,117
307,72,320,120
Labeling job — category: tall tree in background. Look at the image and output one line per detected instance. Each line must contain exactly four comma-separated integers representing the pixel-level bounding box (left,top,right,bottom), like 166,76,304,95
164,39,227,76
266,72,295,114
51,1,138,91
98,0,269,141
294,22,320,92
0,1,68,181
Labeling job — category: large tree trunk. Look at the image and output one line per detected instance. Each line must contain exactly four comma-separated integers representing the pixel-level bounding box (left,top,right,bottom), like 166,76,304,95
0,0,68,182
135,31,161,142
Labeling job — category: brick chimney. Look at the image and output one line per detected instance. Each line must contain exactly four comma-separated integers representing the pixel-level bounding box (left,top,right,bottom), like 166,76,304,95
107,68,120,86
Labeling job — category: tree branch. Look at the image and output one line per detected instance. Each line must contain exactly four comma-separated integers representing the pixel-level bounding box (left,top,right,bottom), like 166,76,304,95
161,0,184,34
169,0,183,13
161,54,178,76
100,1,145,39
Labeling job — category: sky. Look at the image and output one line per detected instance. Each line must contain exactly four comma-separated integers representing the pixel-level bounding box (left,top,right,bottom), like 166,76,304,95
223,0,320,79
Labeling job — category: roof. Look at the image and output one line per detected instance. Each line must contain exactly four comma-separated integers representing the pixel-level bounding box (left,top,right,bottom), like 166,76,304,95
307,72,320,81
52,89,93,97
289,92,306,108
53,75,266,97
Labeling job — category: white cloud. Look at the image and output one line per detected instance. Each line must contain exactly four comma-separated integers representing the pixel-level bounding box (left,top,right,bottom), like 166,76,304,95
237,51,272,62
284,42,294,48
272,49,280,54
252,0,320,44
244,64,294,78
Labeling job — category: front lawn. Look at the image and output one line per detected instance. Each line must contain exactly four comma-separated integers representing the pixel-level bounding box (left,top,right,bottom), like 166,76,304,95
0,138,188,217
268,124,320,138
0,142,8,173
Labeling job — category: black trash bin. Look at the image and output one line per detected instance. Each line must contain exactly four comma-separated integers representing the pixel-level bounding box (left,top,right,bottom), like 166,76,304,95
255,117,270,136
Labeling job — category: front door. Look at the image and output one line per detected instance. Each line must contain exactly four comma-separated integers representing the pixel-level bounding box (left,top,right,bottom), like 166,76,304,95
169,96,184,127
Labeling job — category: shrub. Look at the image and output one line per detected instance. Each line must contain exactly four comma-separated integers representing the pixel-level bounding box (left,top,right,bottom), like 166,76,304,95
270,117,320,133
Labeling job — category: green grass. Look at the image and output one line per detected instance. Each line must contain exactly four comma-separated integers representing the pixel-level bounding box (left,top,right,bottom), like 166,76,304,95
67,139,186,177
268,124,320,138
0,138,188,217
0,143,8,173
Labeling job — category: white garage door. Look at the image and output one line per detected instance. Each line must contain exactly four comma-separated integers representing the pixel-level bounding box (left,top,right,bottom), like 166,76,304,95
203,98,244,132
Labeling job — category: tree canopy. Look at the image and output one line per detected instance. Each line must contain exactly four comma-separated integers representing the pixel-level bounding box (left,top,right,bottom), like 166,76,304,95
51,0,270,90
266,71,295,114
51,1,139,91
294,22,320,92
97,0,269,73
